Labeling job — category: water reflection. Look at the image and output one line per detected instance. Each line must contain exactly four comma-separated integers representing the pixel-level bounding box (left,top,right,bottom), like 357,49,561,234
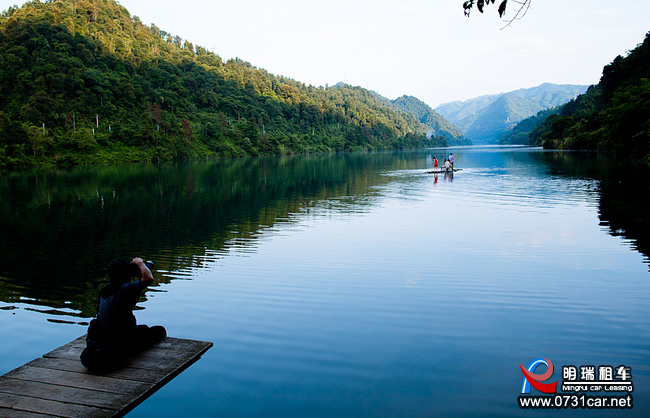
534,150,650,266
437,148,649,264
0,152,428,318
0,149,648,322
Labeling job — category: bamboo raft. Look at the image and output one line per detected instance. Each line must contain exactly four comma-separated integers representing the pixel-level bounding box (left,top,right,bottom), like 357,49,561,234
426,168,460,174
0,336,212,418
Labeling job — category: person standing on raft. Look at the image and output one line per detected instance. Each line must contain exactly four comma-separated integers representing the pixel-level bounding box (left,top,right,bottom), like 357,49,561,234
433,157,439,168
449,153,454,170
81,257,166,371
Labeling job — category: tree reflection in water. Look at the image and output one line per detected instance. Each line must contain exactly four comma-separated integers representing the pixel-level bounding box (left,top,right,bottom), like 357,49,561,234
0,152,427,319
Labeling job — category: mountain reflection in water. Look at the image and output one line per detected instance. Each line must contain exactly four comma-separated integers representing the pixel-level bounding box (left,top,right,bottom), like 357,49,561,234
0,149,648,323
0,152,424,319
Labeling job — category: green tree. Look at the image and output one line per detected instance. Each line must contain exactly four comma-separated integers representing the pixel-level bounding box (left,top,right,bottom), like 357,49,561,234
71,127,98,150
25,123,51,157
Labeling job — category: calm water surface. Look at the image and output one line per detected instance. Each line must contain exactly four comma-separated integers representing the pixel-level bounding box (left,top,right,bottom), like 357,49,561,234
1,148,649,417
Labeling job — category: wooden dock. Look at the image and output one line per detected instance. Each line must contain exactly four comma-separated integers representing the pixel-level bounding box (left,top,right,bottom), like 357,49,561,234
0,336,212,418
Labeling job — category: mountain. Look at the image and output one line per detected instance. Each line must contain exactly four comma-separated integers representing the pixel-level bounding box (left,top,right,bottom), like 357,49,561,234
435,94,501,132
464,93,542,142
509,31,650,159
0,0,438,169
499,107,560,145
372,93,468,146
435,83,589,144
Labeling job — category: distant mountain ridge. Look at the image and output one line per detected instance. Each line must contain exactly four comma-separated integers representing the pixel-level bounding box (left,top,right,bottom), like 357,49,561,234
372,93,469,146
435,83,588,143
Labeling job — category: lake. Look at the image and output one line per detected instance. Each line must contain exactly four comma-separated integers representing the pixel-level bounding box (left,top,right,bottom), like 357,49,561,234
1,147,649,417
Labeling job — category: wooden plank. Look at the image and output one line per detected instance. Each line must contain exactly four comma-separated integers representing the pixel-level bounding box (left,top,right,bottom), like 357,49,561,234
45,336,211,355
125,342,212,371
154,338,213,353
0,406,60,418
41,336,86,359
5,366,151,395
43,338,212,372
0,393,114,418
0,378,133,410
24,357,169,383
0,336,212,418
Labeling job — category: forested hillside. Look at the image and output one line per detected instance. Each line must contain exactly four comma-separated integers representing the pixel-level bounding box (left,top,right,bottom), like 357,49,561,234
372,93,469,146
512,31,650,159
499,107,560,145
0,0,442,169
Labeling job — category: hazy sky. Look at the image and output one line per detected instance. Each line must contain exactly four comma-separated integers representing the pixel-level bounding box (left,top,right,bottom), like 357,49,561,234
2,0,649,107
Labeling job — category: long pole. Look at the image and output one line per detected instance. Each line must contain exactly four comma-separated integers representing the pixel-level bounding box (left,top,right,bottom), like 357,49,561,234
453,145,466,165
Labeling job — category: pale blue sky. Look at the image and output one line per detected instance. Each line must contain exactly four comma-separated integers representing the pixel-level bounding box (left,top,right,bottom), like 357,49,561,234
1,0,649,107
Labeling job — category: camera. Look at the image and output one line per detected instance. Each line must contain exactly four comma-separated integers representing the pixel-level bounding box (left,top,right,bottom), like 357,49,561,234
130,260,154,276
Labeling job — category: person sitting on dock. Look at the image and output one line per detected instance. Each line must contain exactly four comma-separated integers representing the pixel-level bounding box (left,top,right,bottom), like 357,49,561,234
81,257,166,371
